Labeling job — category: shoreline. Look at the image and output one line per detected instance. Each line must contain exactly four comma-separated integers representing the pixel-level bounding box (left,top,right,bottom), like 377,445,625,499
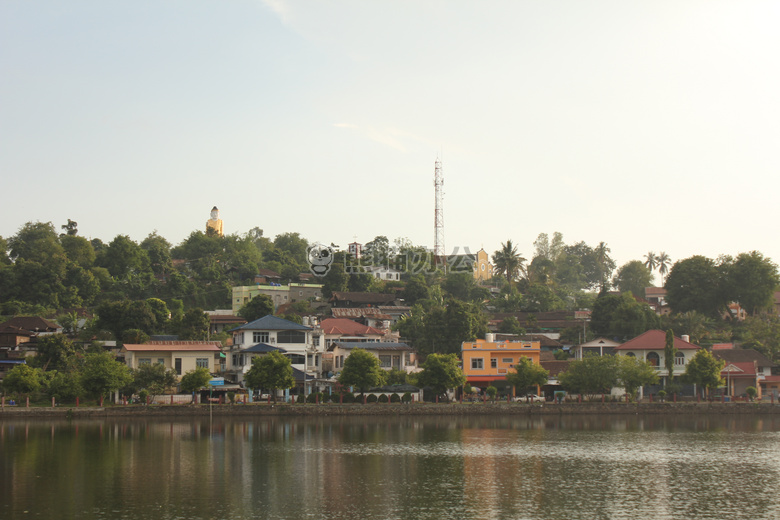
2,401,779,418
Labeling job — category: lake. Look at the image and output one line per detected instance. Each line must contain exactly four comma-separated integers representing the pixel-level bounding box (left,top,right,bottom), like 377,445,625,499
2,414,780,519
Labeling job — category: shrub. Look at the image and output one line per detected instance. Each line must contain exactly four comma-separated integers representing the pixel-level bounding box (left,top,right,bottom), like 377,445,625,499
138,389,149,405
296,394,305,403
657,390,667,402
486,386,497,400
746,386,757,401
390,393,401,403
341,392,354,403
227,391,236,404
366,394,378,403
402,392,412,404
378,394,389,403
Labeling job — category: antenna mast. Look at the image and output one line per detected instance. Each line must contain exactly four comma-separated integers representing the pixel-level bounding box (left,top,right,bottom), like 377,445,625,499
433,157,445,261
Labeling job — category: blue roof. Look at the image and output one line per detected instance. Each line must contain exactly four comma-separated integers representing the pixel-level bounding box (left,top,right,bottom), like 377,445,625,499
0,359,26,365
241,343,286,353
292,367,313,381
230,315,312,332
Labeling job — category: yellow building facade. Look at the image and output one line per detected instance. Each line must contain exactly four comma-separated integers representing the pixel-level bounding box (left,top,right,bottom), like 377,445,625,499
461,338,541,390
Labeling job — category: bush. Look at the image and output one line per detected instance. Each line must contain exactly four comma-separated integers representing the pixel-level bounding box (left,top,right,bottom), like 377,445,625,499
486,386,497,400
367,394,378,403
138,389,149,405
296,394,305,403
657,390,667,401
341,392,354,403
746,386,757,400
402,392,412,403
378,394,389,403
390,393,401,403
227,391,236,404
306,392,325,403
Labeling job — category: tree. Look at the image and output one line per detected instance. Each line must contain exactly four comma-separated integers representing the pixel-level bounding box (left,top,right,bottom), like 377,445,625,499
2,364,43,398
244,352,295,402
663,329,677,387
617,355,659,399
401,274,431,305
97,235,150,280
237,295,274,322
558,355,619,398
61,235,96,268
338,348,385,395
683,349,725,398
28,334,82,372
133,363,178,399
416,353,465,402
176,308,210,340
179,367,212,395
7,221,65,264
656,252,671,283
724,251,780,315
644,251,658,272
363,235,391,266
613,261,654,298
492,240,525,284
590,293,657,338
80,351,133,400
665,256,726,317
505,357,549,396
497,316,525,335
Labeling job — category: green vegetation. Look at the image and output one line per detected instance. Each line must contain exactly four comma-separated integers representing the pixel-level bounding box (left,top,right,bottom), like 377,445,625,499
338,348,386,395
244,351,295,402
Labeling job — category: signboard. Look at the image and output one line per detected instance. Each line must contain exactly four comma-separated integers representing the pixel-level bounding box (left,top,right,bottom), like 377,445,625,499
208,377,225,386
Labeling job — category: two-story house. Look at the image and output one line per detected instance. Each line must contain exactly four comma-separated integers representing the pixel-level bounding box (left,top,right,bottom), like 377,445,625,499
121,341,223,378
228,315,324,385
328,341,418,378
461,336,542,393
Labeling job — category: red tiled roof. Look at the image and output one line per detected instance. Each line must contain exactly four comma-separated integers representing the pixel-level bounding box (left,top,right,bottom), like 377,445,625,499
720,362,757,378
0,316,60,332
713,349,773,366
123,341,222,352
541,360,571,377
320,318,384,336
614,330,700,351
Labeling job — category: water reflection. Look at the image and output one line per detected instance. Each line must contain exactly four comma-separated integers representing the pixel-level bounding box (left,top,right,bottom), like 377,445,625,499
2,415,780,519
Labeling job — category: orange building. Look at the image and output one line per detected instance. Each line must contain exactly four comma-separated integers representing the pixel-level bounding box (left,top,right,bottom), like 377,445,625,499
461,337,542,391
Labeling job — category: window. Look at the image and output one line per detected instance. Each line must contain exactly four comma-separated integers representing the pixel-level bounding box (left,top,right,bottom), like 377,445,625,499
157,358,165,365
392,355,400,369
278,330,306,344
196,358,209,369
675,352,685,366
313,336,320,347
379,355,392,368
471,358,484,370
138,358,151,365
234,334,243,345
491,358,497,369
174,358,182,375
287,354,305,364
646,352,660,367
502,358,513,364
253,332,269,344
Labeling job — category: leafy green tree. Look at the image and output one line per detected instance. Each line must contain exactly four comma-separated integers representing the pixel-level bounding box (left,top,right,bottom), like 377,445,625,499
140,232,173,277
416,353,465,402
338,348,386,395
492,240,525,285
133,363,178,399
522,283,566,312
733,315,780,361
320,252,349,298
42,370,83,402
558,355,619,398
505,357,548,396
613,261,654,298
363,235,391,266
61,235,96,268
617,355,659,399
723,251,780,316
683,349,725,398
7,221,65,264
401,274,431,305
273,232,310,267
244,351,295,402
590,293,657,338
28,334,82,372
175,308,210,341
665,256,726,317
385,368,408,385
179,367,212,395
3,364,43,398
97,235,151,280
442,272,488,302
79,351,133,400
497,316,525,335
238,295,274,322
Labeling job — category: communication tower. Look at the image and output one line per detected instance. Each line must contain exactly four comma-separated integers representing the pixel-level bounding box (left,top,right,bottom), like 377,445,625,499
433,158,445,261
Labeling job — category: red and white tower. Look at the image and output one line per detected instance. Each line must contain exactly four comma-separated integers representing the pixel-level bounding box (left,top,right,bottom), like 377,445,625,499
433,158,445,261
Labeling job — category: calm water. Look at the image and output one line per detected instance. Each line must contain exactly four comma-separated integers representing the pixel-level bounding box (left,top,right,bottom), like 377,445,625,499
2,414,780,520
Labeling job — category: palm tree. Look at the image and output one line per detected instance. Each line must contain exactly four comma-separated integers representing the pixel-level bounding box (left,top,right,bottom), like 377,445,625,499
492,240,526,285
657,252,671,284
594,241,615,291
644,251,658,272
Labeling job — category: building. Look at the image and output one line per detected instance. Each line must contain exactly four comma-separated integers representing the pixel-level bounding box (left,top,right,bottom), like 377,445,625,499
445,248,493,281
227,315,324,384
320,318,385,344
329,291,398,308
328,341,418,376
120,341,223,378
573,337,622,359
461,336,542,392
205,310,246,336
712,347,774,399
232,283,324,313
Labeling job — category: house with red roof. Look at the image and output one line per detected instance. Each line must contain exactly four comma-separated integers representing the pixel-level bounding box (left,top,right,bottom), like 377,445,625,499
320,318,385,344
712,347,774,399
615,329,700,396
120,341,223,378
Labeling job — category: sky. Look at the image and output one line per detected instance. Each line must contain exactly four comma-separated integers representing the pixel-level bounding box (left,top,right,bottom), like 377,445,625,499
2,1,779,281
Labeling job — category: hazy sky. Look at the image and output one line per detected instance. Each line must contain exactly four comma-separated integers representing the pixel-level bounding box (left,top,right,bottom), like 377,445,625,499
2,1,778,280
